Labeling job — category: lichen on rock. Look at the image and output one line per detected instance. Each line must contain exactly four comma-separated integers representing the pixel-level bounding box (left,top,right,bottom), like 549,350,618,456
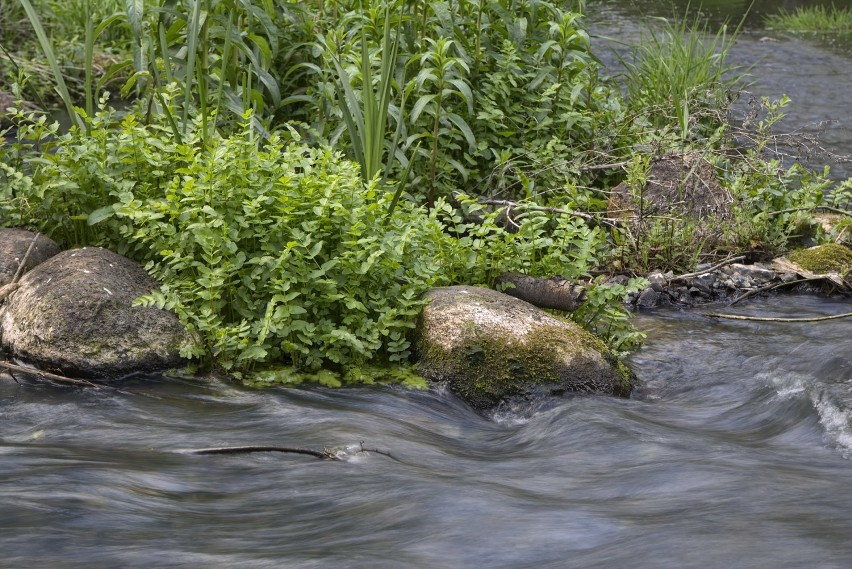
788,243,852,274
414,285,632,410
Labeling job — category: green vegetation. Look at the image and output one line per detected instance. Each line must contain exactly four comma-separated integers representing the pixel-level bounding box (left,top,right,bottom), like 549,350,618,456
618,13,744,137
2,0,849,385
765,5,852,33
789,243,852,274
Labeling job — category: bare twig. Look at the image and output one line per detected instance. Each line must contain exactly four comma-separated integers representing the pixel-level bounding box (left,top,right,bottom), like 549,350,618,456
729,276,825,306
0,360,100,388
477,199,622,227
187,446,338,459
704,311,852,323
11,234,39,284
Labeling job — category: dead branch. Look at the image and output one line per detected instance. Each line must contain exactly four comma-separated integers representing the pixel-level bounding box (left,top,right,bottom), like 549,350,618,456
704,311,852,323
0,234,40,304
729,277,826,306
11,234,39,283
477,199,622,227
495,272,586,312
0,360,101,388
187,446,338,459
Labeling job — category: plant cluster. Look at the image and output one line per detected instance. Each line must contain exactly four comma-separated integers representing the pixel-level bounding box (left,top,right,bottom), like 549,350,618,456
765,5,852,34
1,99,644,376
3,0,848,385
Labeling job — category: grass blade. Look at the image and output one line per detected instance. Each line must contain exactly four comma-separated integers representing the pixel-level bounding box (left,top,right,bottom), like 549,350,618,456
17,0,84,129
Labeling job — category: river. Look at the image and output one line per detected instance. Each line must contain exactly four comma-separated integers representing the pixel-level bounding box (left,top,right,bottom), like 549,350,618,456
3,1,852,567
2,295,851,568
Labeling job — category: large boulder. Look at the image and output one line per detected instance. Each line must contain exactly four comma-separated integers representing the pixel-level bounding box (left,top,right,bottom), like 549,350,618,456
0,247,196,379
0,228,61,286
414,286,632,410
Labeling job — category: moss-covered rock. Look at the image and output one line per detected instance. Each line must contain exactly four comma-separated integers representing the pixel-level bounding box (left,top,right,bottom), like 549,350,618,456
788,243,852,274
0,247,197,379
414,286,632,410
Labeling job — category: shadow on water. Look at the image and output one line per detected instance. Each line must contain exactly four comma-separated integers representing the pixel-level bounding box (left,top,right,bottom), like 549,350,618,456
2,295,852,568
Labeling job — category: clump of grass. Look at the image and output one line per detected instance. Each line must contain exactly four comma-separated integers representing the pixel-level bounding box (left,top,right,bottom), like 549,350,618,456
617,12,746,137
765,5,852,33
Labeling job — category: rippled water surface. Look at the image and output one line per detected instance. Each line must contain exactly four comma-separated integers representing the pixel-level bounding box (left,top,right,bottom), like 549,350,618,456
2,295,851,568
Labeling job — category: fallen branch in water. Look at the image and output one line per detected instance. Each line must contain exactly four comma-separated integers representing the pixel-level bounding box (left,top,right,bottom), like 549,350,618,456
187,442,397,461
0,360,101,388
729,276,825,306
188,446,338,459
704,311,852,323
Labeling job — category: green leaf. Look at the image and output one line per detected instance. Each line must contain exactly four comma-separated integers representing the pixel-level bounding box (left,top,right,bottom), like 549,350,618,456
87,206,116,226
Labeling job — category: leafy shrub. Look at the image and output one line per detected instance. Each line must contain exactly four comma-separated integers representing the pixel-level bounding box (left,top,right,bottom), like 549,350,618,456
1,101,644,376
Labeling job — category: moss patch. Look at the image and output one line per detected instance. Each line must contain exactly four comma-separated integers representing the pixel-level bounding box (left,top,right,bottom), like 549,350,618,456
789,243,852,274
417,315,631,410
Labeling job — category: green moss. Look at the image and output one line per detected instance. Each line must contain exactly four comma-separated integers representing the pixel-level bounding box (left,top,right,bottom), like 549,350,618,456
417,319,632,409
789,243,852,274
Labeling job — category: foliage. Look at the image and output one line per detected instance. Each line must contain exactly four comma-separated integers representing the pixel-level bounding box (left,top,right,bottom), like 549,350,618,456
1,102,642,377
721,97,832,252
765,5,852,33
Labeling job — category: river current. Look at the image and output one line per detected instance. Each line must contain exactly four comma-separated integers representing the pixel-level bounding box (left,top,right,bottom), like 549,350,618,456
2,295,851,568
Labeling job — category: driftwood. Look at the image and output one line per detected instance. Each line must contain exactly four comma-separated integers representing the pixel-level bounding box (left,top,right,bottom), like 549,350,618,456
186,442,397,461
704,312,852,323
189,446,338,459
495,272,586,312
0,360,101,388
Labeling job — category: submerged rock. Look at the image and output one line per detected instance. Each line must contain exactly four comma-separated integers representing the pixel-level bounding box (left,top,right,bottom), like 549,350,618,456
414,286,632,410
0,247,196,379
0,228,61,286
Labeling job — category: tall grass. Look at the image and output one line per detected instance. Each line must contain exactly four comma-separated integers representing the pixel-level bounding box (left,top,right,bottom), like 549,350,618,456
765,5,852,33
618,12,746,135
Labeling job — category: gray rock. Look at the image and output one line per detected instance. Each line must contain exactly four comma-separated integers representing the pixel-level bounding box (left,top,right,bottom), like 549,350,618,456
647,271,668,292
686,273,715,294
414,286,632,410
0,247,197,379
637,287,661,307
724,263,776,283
0,228,61,286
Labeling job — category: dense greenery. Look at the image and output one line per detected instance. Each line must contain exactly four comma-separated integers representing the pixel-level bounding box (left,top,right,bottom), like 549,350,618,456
2,0,849,383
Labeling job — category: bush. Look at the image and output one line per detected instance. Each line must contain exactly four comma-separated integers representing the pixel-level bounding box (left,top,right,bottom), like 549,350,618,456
2,102,644,376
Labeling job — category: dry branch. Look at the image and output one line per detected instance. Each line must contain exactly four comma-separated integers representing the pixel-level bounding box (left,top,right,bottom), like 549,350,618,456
0,360,101,388
188,446,337,459
704,311,852,323
670,255,746,282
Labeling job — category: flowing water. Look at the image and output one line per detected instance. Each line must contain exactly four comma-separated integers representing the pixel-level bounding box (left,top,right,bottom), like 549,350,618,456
3,2,852,567
2,295,851,568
